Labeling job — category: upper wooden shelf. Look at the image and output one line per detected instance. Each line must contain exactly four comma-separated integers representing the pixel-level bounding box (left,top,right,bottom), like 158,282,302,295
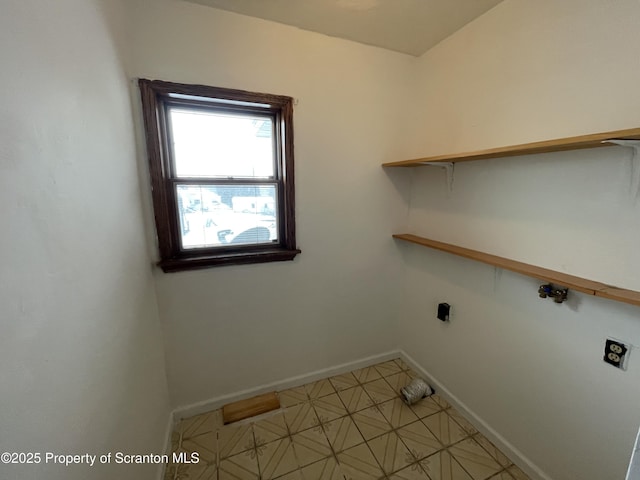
394,233,640,307
383,128,640,167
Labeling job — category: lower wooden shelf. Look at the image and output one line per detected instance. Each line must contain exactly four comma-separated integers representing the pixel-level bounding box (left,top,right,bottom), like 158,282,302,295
394,233,640,307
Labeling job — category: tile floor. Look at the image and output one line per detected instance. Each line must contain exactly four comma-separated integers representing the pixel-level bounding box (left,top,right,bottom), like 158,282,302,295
165,358,531,480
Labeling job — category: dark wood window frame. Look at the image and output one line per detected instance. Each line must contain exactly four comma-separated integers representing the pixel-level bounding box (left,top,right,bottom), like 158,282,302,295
138,79,300,272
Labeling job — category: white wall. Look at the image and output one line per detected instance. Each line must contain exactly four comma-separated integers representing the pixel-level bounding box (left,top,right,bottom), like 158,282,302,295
127,0,413,409
0,1,171,479
399,1,640,479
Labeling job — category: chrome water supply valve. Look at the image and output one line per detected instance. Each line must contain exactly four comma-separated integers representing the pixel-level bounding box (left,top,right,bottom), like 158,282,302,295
400,378,434,405
538,284,568,304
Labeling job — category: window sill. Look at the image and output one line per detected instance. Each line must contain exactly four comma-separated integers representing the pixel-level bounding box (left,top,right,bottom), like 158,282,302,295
158,248,301,273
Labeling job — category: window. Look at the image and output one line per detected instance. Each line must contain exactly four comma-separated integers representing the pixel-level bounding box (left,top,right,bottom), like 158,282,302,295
138,79,300,272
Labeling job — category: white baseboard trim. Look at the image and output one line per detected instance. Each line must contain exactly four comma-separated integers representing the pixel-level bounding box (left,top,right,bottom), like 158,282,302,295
172,350,401,422
156,410,175,480
399,350,552,480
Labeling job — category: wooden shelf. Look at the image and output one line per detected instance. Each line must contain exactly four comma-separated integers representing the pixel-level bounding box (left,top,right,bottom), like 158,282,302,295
394,233,640,307
383,128,640,167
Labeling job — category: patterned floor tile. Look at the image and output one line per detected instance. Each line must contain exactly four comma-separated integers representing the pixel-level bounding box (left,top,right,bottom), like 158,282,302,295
449,438,502,480
363,379,398,404
323,415,365,452
180,431,217,463
397,420,442,461
313,393,348,424
379,398,419,429
420,450,473,480
351,406,393,441
374,360,404,377
219,424,255,459
431,395,451,410
421,412,468,447
446,410,478,437
291,426,332,467
284,402,321,434
279,387,309,408
384,372,415,393
165,464,177,480
171,430,181,454
329,372,359,391
258,438,299,480
304,379,336,399
167,366,525,480
174,462,218,480
409,397,441,419
488,471,515,480
179,410,223,437
219,449,260,480
368,432,414,475
473,434,511,468
274,470,304,480
393,359,412,371
253,413,289,446
352,366,382,384
300,456,344,480
339,385,375,414
337,443,385,480
388,463,432,480
506,466,530,480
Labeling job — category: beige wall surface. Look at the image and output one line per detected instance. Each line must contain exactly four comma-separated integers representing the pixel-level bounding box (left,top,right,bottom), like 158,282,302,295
400,1,640,479
0,1,171,479
127,0,413,409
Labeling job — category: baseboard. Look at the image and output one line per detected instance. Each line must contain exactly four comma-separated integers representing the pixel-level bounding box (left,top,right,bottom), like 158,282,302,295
172,349,401,422
399,350,552,480
157,410,175,480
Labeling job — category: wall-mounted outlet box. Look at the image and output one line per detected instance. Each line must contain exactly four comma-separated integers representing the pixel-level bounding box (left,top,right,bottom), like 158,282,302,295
604,338,629,370
437,303,450,322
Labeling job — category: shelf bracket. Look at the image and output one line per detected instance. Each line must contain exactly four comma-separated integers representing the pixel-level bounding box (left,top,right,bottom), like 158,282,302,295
418,162,455,192
606,139,640,200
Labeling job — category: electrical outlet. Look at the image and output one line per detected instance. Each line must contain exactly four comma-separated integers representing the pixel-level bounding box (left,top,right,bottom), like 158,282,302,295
604,338,629,370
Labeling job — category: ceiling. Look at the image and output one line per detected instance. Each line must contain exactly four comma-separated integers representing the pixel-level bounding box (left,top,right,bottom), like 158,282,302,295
182,0,503,57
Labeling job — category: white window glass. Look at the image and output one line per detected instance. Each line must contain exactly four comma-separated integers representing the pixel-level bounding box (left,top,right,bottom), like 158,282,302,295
169,108,274,178
177,185,278,249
